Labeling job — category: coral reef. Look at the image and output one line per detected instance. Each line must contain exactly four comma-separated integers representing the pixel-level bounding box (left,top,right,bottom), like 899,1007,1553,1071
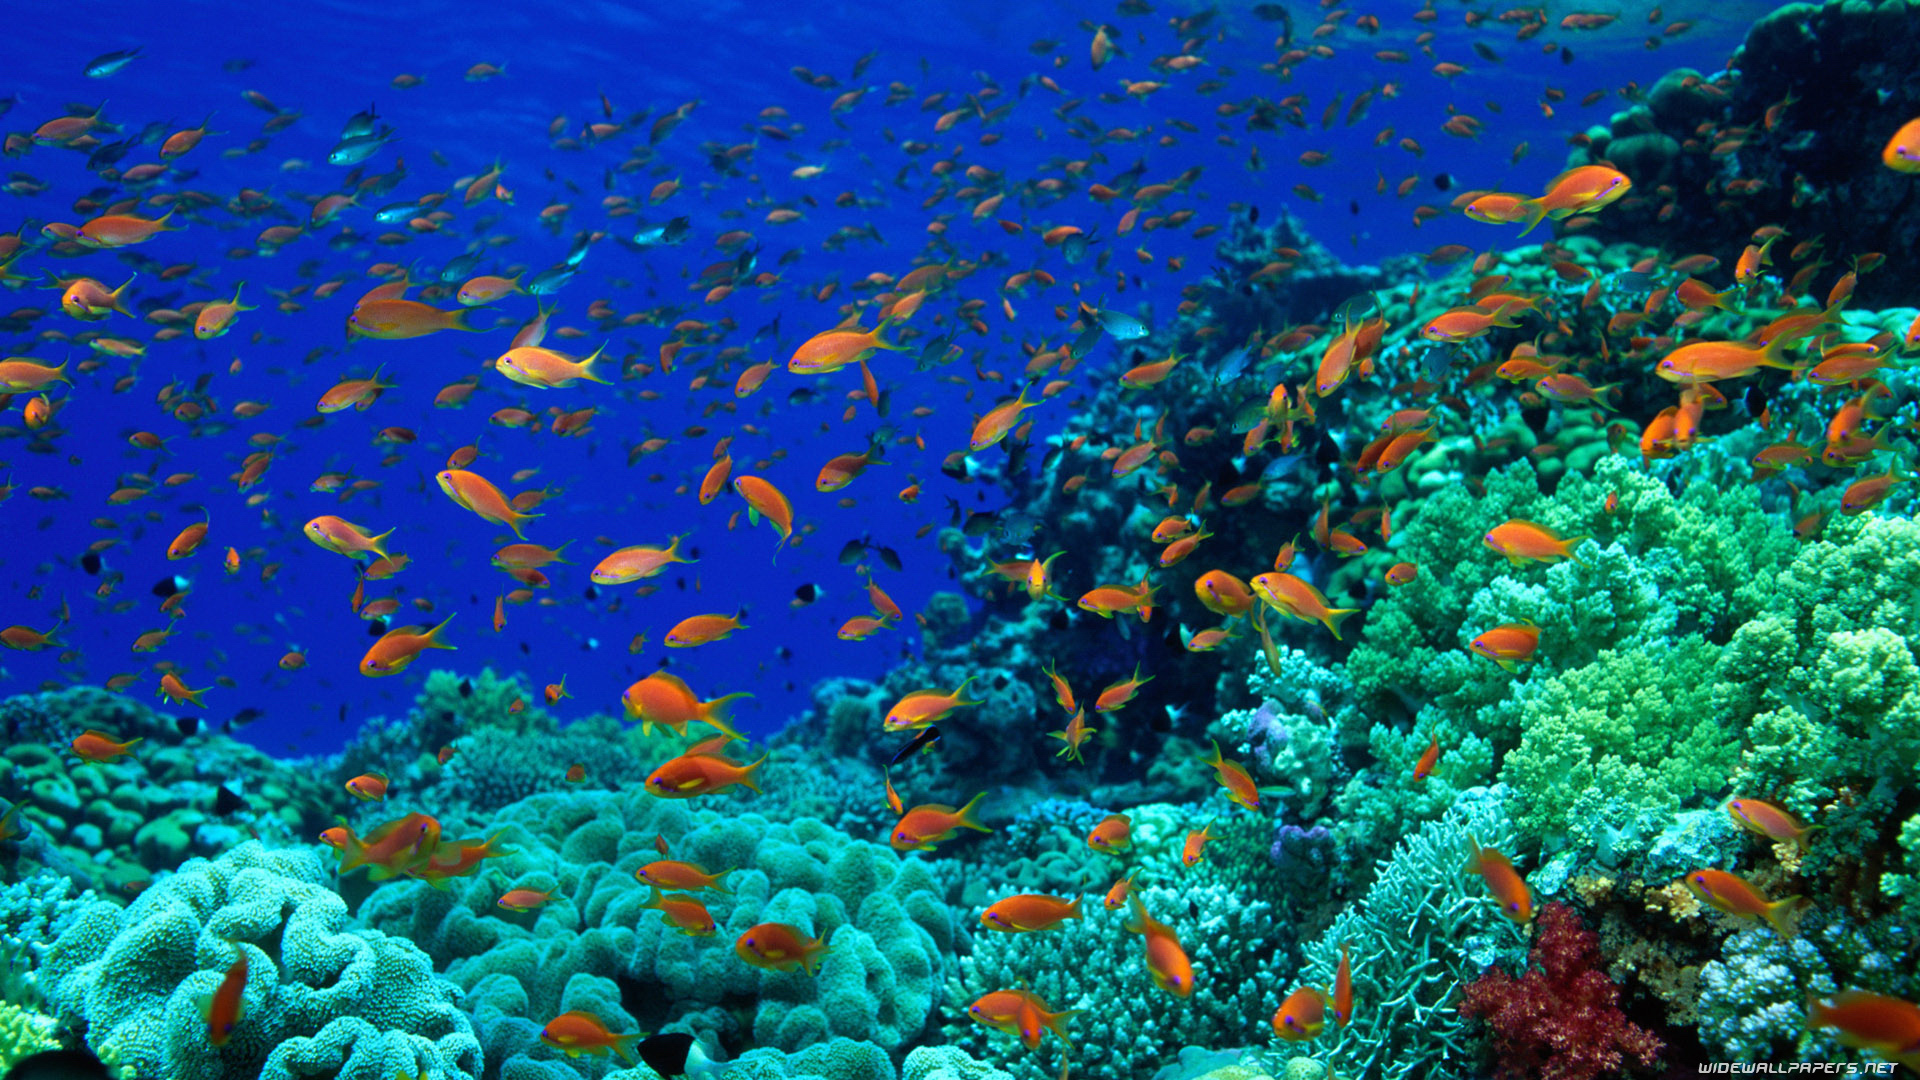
1459,902,1663,1080
38,842,481,1080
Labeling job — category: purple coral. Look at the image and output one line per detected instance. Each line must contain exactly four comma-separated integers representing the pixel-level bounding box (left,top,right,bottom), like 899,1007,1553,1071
1268,822,1329,870
1459,902,1663,1080
1246,702,1286,770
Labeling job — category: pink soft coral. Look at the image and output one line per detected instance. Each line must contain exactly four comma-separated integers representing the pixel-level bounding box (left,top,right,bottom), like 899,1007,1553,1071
1459,902,1664,1080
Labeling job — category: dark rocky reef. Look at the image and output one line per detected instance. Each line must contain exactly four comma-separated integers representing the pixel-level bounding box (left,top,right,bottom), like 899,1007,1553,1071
1564,0,1920,306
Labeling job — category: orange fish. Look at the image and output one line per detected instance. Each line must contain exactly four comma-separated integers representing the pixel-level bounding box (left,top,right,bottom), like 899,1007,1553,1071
1469,622,1540,673
1413,736,1441,781
336,812,441,881
635,859,733,893
1124,894,1194,997
344,772,388,801
1483,520,1586,564
1273,986,1328,1041
1203,740,1263,812
1518,165,1631,235
437,469,540,539
621,671,748,740
1884,117,1920,173
1333,944,1353,1027
539,1011,645,1063
1087,813,1132,853
406,830,515,889
980,894,1083,934
498,886,557,912
664,611,748,648
1103,873,1137,911
348,298,482,339
884,677,983,732
360,616,456,676
158,672,210,708
1193,570,1255,617
787,317,903,374
970,390,1040,452
304,515,394,560
1182,823,1216,867
1465,840,1533,923
640,886,718,936
735,922,830,974
1806,991,1920,1069
1048,709,1097,763
198,945,249,1046
891,792,991,851
732,475,796,552
967,988,1080,1050
645,744,765,799
71,728,143,763
1682,868,1807,938
590,534,696,584
1725,798,1819,850
1250,572,1359,639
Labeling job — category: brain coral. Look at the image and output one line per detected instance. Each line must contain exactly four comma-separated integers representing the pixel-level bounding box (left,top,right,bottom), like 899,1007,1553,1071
37,841,481,1080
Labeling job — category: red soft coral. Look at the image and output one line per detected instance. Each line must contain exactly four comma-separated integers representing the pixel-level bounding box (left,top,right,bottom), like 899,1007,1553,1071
1459,902,1664,1080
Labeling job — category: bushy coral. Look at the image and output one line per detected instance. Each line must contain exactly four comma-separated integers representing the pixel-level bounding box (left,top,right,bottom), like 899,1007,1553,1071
1458,902,1663,1080
0,1000,60,1071
38,841,481,1080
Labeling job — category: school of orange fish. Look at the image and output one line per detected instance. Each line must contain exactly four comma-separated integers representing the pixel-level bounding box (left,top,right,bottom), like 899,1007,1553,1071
7,0,1920,1071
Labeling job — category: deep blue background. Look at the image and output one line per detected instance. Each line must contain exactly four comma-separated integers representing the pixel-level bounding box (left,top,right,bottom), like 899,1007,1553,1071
1,1,1760,755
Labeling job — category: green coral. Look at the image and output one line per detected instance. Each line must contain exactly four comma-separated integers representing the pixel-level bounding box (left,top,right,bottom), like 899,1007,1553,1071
1283,787,1524,1080
0,1000,60,1071
1497,636,1737,852
356,785,959,1075
38,841,481,1080
944,872,1285,1080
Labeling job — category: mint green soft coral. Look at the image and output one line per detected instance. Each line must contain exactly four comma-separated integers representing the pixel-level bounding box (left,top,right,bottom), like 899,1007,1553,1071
1497,636,1737,850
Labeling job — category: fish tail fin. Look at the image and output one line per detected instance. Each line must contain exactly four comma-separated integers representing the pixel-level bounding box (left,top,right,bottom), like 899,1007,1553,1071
1757,332,1803,373
954,790,992,834
1065,895,1083,920
447,306,483,332
1045,1007,1083,1048
800,934,832,976
711,868,733,894
737,753,768,794
365,527,395,561
952,673,984,707
1123,894,1149,935
423,614,457,651
1514,198,1549,238
643,885,666,910
184,686,207,707
611,1032,645,1066
580,342,613,384
700,692,752,742
111,273,137,314
1766,895,1810,939
872,314,907,352
1321,606,1360,640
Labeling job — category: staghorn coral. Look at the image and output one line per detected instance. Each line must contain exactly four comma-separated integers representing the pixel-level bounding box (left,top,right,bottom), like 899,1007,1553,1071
1285,786,1524,1080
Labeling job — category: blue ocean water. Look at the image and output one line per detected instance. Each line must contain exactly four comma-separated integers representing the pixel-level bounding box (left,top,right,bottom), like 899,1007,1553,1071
2,0,1755,754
